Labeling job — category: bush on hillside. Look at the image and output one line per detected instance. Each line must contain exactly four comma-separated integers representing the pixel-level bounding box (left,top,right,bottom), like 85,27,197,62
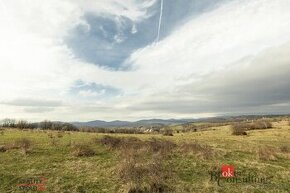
249,120,272,130
163,129,174,136
231,123,248,135
71,143,95,157
14,138,33,155
257,146,277,161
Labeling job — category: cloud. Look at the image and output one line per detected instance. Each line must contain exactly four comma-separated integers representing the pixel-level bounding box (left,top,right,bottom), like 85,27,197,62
66,0,227,69
2,98,63,107
1,0,290,121
24,107,55,113
127,41,290,115
69,80,122,99
121,0,290,115
75,0,157,22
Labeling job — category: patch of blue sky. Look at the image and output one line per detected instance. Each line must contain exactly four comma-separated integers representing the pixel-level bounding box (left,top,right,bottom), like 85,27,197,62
66,0,227,71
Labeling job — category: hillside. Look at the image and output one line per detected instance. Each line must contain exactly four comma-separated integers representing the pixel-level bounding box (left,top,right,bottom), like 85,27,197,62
1,119,290,192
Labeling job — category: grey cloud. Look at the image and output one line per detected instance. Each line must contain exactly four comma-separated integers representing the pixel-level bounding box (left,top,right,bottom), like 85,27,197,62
199,43,290,107
128,42,290,115
24,107,55,113
2,98,63,107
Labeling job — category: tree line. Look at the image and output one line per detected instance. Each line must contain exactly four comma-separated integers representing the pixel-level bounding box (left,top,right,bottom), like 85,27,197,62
0,119,78,131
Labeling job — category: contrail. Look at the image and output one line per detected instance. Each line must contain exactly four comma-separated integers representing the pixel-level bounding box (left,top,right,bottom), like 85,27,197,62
156,0,164,42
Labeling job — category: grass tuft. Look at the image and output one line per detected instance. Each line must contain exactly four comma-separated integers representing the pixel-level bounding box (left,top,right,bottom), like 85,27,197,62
257,146,277,161
71,143,95,157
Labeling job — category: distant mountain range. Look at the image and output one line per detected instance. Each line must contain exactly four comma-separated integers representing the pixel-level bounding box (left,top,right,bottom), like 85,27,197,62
71,114,288,128
72,119,196,128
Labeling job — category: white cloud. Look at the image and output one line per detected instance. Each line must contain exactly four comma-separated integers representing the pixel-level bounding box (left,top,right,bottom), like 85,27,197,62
1,0,290,121
120,0,290,116
131,24,138,34
128,0,290,88
0,0,155,119
75,0,156,22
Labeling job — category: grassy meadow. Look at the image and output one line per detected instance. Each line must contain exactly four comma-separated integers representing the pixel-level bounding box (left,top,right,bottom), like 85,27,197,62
0,120,290,193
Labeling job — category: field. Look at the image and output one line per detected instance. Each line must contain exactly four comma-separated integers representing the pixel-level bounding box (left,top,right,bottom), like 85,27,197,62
0,120,290,193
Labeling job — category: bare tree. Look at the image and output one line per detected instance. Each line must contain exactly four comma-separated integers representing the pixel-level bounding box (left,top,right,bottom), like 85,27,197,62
1,118,16,128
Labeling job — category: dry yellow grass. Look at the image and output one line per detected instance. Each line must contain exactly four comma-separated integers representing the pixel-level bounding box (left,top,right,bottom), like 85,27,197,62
0,120,290,192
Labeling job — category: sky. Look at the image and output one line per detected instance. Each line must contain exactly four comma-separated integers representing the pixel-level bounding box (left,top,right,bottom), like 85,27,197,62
1,0,290,122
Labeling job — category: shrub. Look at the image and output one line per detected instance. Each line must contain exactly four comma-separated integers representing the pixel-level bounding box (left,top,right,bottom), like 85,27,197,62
97,136,146,151
14,138,32,155
121,137,144,150
257,146,277,161
280,146,290,153
250,120,272,130
47,133,53,138
197,145,215,160
180,142,203,153
0,145,7,152
115,128,144,134
148,138,176,156
163,129,174,136
80,127,145,134
117,147,173,193
2,143,18,151
71,143,95,157
79,127,96,133
231,123,248,135
98,136,177,156
56,132,64,138
179,142,215,160
231,120,272,135
98,135,122,150
96,136,177,192
50,137,59,146
181,124,197,133
97,136,177,192
47,133,60,146
67,138,72,147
